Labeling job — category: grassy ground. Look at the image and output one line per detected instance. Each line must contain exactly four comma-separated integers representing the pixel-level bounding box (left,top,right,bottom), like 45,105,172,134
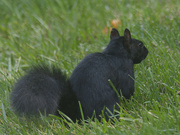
0,0,180,134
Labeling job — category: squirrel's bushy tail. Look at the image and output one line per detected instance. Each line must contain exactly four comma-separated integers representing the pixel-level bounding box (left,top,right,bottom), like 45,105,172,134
10,65,80,121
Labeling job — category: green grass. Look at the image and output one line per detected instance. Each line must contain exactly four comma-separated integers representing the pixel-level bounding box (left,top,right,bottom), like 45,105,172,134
0,0,180,134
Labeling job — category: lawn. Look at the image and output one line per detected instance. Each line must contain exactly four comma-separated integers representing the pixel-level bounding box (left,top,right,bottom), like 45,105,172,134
0,0,180,134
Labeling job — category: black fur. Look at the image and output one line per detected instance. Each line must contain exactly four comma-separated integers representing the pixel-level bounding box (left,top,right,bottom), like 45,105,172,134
70,28,148,120
10,65,80,121
10,28,148,121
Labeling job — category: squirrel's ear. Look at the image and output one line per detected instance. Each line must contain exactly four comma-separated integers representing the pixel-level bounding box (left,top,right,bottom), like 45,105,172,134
124,28,131,41
110,28,120,40
123,28,131,53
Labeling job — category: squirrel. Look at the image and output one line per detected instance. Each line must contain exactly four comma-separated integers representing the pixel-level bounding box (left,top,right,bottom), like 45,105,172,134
10,28,148,122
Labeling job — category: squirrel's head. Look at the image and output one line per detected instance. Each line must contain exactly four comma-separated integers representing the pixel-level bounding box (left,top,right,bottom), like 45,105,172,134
110,28,148,64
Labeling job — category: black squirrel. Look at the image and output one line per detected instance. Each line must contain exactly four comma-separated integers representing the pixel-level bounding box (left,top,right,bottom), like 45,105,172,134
10,28,148,122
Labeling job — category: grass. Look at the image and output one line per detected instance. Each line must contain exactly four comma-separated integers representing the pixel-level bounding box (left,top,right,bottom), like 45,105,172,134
0,0,180,134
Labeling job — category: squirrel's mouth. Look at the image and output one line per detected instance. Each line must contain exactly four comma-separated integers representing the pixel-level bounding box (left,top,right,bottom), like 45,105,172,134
143,48,149,59
133,49,148,64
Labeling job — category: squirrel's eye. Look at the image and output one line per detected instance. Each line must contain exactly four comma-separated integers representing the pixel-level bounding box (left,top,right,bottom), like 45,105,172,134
138,43,143,47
